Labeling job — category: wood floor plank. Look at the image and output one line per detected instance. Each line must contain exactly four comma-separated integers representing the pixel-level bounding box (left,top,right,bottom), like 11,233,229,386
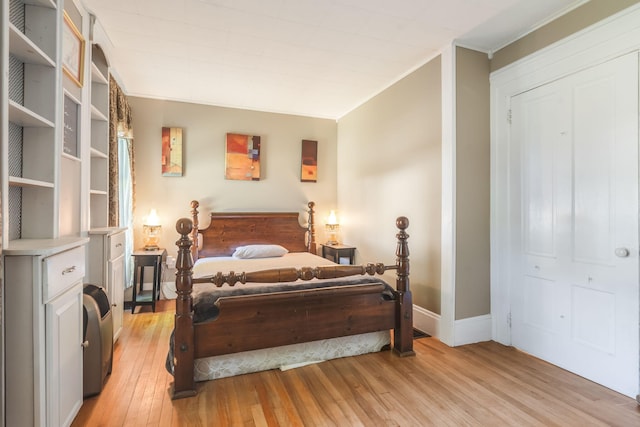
249,373,282,426
72,301,640,426
261,369,306,426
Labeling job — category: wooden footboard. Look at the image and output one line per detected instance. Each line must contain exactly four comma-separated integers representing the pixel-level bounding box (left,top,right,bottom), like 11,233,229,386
194,283,396,358
170,213,412,399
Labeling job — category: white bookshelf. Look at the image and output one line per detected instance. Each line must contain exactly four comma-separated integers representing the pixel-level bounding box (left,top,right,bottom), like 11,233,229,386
3,0,59,244
89,43,110,229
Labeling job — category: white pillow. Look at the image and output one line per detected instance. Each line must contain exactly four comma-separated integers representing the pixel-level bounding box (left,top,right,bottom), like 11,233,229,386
232,244,289,259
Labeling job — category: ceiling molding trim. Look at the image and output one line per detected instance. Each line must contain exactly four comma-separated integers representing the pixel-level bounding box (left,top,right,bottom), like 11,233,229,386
125,91,338,121
489,0,591,55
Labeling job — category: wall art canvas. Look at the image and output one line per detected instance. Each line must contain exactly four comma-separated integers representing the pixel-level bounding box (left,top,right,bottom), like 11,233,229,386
300,139,318,182
162,127,183,176
225,133,261,180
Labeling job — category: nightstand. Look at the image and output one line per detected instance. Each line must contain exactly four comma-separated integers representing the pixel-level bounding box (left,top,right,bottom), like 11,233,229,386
321,244,356,265
131,248,166,313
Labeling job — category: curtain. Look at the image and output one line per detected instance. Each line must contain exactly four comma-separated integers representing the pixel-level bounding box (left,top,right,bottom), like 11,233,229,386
118,137,135,287
108,75,133,227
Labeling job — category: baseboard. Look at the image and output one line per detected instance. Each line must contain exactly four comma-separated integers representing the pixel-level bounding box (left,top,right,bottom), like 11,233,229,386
412,306,492,346
413,305,440,339
453,314,492,346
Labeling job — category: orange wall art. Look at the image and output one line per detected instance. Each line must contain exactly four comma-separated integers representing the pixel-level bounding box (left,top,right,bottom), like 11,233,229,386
161,127,183,176
225,133,261,181
300,139,318,182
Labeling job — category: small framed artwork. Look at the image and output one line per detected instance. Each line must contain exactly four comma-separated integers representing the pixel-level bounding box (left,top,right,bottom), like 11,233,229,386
225,133,261,181
162,127,183,176
62,11,85,87
63,93,80,157
301,139,318,182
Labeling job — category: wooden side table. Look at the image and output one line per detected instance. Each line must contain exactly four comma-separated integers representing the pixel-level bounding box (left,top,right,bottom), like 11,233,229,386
321,244,356,265
131,248,166,313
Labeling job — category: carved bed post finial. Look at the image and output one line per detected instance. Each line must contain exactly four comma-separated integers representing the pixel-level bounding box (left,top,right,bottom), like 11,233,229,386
172,218,196,398
190,200,200,260
307,201,317,254
393,216,414,357
395,216,410,292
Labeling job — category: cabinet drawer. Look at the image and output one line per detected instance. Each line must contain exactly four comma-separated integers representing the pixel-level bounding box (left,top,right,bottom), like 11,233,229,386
109,232,125,260
43,246,85,302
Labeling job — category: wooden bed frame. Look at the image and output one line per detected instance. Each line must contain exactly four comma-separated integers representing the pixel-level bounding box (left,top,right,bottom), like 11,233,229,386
171,200,414,399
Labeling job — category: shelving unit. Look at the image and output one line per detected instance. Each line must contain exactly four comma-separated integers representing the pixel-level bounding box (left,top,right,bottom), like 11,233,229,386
2,1,97,425
4,0,59,244
89,44,110,229
84,29,127,344
2,2,126,424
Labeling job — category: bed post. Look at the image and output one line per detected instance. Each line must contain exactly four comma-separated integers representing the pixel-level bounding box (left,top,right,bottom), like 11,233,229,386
393,216,415,357
307,201,317,254
190,200,199,261
171,218,197,399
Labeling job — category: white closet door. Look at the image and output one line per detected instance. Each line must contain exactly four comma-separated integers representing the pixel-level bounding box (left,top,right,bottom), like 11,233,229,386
510,52,639,397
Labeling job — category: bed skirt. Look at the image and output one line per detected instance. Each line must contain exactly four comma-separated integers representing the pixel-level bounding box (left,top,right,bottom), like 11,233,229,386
168,330,390,381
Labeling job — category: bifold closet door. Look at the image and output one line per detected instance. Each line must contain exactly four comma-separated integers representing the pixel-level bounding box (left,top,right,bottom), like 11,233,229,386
509,52,639,398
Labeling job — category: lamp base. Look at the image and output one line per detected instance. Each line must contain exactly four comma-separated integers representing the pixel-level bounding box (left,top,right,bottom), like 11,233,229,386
325,224,340,246
143,224,162,251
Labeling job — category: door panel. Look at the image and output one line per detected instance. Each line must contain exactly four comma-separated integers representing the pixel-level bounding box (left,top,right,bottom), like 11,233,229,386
571,285,614,352
573,75,616,265
510,52,639,397
521,92,561,259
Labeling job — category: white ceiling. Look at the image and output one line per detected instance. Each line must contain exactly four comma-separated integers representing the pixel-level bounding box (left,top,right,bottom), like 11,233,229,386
82,0,587,119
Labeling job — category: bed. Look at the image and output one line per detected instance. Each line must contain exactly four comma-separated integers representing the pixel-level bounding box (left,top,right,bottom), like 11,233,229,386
169,200,414,399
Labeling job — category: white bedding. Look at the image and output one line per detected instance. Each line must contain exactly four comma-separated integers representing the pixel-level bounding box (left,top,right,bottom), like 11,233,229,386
161,252,334,299
187,251,392,381
192,252,337,295
193,251,335,278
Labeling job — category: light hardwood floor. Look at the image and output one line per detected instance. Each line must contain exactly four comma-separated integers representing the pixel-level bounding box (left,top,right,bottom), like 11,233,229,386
73,300,640,426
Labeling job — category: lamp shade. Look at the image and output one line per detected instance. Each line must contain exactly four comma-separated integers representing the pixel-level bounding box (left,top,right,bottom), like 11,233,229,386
145,208,161,226
327,210,338,225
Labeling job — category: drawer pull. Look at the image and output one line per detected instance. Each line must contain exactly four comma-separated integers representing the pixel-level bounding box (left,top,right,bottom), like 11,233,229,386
62,266,76,275
115,243,123,248
81,340,89,349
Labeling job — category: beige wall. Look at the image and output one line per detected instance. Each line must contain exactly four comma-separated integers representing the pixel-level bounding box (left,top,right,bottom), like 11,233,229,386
336,56,442,312
491,0,640,71
455,47,490,320
125,0,635,318
449,0,639,321
128,97,338,257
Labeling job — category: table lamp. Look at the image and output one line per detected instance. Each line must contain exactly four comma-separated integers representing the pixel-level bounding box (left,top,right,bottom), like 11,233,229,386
325,210,340,245
143,208,162,250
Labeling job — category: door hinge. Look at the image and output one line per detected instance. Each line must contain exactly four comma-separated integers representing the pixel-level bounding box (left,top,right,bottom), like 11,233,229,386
507,312,512,328
507,109,512,124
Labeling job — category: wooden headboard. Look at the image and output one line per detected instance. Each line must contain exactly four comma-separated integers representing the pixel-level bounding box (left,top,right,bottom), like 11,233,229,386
189,200,317,259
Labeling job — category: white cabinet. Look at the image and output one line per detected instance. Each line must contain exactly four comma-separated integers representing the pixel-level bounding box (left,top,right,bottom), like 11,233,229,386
110,250,125,339
4,238,87,427
46,282,84,427
87,228,126,341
